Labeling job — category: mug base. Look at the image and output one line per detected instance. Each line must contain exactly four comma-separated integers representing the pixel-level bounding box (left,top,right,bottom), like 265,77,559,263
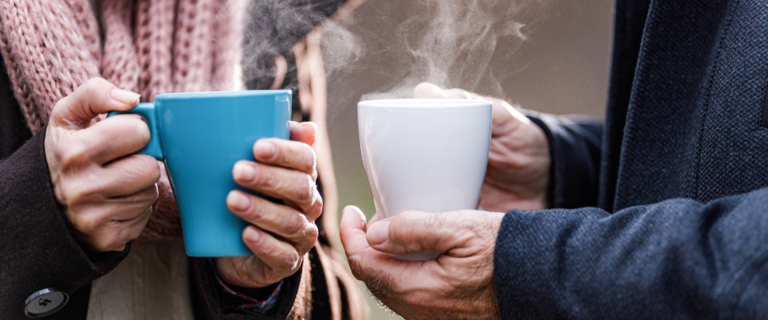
185,248,254,257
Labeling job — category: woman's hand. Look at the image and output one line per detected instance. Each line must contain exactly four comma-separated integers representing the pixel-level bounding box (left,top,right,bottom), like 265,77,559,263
414,83,551,211
45,78,160,252
214,122,321,288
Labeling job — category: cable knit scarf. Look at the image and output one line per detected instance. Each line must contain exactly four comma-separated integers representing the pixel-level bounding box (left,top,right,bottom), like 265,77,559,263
0,0,244,241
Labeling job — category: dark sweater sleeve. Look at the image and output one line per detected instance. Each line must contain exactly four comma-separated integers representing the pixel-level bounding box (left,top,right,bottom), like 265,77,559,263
0,128,129,318
189,257,306,320
521,110,603,209
494,187,768,319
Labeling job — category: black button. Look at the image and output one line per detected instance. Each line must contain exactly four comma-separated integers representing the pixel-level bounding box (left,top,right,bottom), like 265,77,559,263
25,288,68,318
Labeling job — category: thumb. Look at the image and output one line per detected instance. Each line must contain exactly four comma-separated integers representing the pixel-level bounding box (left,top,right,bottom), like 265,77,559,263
50,77,141,129
366,211,468,255
339,206,371,259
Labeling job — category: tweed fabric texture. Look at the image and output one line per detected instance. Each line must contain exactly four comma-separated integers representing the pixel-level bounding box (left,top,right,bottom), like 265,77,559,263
495,0,768,318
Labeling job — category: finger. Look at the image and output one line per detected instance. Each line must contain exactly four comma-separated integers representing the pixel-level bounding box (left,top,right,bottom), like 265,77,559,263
366,210,474,255
227,190,319,249
73,114,151,164
90,206,152,252
444,88,474,99
251,138,316,176
340,206,436,298
69,189,155,252
289,121,317,146
103,184,159,221
242,226,303,278
50,78,141,129
98,154,161,198
232,161,319,212
413,82,449,99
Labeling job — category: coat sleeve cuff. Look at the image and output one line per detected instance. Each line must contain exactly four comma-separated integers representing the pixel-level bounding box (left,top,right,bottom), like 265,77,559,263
520,110,603,209
190,256,305,319
0,128,129,314
208,259,283,313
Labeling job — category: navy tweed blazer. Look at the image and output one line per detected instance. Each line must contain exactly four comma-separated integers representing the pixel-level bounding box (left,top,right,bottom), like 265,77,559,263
495,0,768,318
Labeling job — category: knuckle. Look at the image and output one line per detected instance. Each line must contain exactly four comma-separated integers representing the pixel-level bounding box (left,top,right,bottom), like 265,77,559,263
133,155,161,182
74,214,101,236
303,223,319,246
101,237,126,252
248,231,267,249
280,251,301,271
90,241,111,252
125,223,146,242
256,166,276,188
244,197,267,221
285,214,307,236
84,77,109,95
67,181,102,203
424,212,444,237
295,176,314,203
302,145,317,173
61,140,92,167
306,198,323,222
135,186,159,205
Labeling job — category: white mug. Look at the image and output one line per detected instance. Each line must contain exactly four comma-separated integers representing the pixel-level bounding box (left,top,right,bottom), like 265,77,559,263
357,99,492,260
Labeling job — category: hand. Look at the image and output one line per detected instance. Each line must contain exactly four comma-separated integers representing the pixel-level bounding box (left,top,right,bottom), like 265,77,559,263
215,122,321,288
414,83,551,211
340,206,503,320
45,78,160,252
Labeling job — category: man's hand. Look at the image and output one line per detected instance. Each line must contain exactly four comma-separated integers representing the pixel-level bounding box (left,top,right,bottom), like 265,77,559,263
414,83,551,211
340,205,503,320
215,122,321,288
46,78,160,252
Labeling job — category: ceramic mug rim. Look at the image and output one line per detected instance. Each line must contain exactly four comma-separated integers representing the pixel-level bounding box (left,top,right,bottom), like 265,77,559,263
358,98,491,109
154,89,292,101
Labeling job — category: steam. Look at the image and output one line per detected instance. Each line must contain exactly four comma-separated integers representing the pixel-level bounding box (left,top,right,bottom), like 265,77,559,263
238,0,538,102
359,0,531,100
320,20,364,75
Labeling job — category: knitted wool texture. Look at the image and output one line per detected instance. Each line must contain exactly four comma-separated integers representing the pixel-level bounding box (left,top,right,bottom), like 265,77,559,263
0,0,243,241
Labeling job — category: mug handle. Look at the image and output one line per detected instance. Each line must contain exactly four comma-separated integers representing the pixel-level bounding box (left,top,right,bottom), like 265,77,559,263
107,102,164,160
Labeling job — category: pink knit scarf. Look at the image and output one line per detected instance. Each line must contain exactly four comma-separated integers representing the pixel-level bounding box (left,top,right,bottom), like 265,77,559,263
0,0,243,241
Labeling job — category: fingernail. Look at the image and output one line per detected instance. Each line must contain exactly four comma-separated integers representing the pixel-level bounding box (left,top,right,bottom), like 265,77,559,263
367,221,390,246
111,88,141,105
233,163,257,182
228,191,251,212
244,227,261,244
301,122,317,131
255,141,276,159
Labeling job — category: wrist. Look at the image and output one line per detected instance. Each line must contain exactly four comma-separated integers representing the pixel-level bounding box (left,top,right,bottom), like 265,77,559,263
480,182,548,212
209,259,284,312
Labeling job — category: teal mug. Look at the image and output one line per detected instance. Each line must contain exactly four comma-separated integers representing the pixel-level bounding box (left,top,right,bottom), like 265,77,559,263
108,90,292,257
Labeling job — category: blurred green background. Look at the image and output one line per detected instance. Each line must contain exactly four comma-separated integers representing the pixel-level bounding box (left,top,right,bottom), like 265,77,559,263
322,0,613,318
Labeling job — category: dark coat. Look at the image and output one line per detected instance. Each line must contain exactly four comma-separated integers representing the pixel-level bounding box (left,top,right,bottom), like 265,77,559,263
0,1,363,319
494,0,768,318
